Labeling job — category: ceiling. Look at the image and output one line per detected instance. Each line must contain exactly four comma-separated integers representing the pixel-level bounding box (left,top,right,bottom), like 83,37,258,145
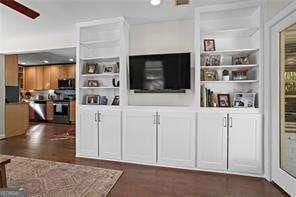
0,0,252,38
18,47,76,66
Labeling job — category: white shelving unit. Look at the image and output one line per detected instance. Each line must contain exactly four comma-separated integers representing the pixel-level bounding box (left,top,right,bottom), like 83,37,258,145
195,1,263,110
76,17,129,107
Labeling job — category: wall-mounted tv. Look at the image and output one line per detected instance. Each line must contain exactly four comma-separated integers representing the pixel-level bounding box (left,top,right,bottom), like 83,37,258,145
129,53,190,93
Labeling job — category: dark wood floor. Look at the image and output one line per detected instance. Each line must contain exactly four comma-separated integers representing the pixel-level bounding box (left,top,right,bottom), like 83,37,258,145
0,123,288,197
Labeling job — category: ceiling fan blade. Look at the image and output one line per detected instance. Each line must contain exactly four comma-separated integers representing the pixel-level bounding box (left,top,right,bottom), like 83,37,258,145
0,0,40,19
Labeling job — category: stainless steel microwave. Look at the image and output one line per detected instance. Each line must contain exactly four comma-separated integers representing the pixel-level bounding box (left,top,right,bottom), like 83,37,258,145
58,79,75,90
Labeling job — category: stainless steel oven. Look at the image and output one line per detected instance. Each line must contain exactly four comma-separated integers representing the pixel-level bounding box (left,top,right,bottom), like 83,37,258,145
53,101,69,124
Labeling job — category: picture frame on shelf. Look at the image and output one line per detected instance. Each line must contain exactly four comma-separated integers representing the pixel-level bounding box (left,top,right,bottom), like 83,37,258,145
203,56,211,66
217,94,231,108
99,96,108,105
232,56,250,65
203,70,219,81
209,55,221,66
233,93,256,108
103,64,115,73
86,63,98,74
203,39,215,52
87,80,100,87
111,95,120,106
86,95,100,105
232,70,248,81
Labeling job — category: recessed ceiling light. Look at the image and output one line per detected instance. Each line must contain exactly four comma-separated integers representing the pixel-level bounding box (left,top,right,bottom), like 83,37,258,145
69,58,74,62
150,0,161,6
44,60,49,63
20,62,26,65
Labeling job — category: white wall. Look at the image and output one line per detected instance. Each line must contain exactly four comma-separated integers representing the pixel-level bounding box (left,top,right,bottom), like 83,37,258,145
0,55,4,139
265,0,294,21
129,20,195,106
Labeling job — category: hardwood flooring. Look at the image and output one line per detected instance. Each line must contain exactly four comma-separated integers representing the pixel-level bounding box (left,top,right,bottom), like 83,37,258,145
0,123,289,197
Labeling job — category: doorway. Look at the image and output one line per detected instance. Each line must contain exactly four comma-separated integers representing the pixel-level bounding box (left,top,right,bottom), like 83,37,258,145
270,9,296,196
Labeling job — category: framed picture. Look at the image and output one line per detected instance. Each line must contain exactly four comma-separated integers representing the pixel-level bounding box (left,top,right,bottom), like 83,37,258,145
231,70,248,81
111,95,120,106
99,96,108,105
86,95,99,105
203,39,215,51
232,56,250,65
86,63,98,74
203,70,218,81
203,56,211,66
209,55,221,66
233,93,256,108
103,64,114,73
217,94,231,108
87,80,99,87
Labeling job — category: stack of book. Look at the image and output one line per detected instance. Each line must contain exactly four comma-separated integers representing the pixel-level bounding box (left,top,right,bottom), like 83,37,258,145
200,85,215,107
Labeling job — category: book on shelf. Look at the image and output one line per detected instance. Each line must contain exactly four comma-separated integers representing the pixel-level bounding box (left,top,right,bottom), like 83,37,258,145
200,85,215,107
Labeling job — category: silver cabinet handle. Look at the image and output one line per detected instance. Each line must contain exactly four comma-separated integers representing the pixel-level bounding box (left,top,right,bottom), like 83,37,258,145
153,115,156,124
229,117,233,128
157,115,160,125
223,117,227,127
95,113,98,122
98,112,102,122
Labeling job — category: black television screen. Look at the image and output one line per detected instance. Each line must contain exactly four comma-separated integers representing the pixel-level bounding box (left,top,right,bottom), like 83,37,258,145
129,53,190,92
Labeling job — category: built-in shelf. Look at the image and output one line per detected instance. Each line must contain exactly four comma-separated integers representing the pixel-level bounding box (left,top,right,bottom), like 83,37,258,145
285,95,296,98
202,27,259,38
80,56,119,61
80,87,120,90
201,48,259,56
201,80,259,84
80,39,120,48
81,73,119,77
201,64,258,69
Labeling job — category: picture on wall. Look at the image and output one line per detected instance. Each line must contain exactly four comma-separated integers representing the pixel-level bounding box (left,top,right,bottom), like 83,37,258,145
86,95,100,105
217,94,231,107
203,39,216,51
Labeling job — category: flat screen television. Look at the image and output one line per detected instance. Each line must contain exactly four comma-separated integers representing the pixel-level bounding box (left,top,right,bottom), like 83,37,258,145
129,53,190,93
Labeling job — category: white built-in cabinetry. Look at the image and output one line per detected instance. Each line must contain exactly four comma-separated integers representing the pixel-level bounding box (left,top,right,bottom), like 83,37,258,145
157,111,196,167
76,1,264,177
122,110,157,164
197,112,262,174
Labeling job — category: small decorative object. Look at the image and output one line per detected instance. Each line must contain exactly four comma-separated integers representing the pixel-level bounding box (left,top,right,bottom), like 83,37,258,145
112,77,120,87
233,93,256,108
86,95,99,105
232,70,248,80
203,70,218,81
232,56,250,65
203,56,211,66
111,95,120,106
86,63,98,74
203,39,216,51
113,62,120,73
99,96,108,105
87,80,99,87
222,70,230,81
217,94,231,108
209,55,221,66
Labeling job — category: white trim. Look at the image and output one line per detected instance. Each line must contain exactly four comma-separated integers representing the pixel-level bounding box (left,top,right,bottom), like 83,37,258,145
264,0,296,182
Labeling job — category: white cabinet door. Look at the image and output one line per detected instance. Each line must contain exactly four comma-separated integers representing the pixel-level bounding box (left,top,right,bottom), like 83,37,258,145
157,111,196,167
99,110,121,160
228,113,262,174
197,113,227,171
122,110,157,164
78,108,99,157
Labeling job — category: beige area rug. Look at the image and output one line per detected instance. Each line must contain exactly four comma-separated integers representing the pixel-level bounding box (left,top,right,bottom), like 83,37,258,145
0,155,123,197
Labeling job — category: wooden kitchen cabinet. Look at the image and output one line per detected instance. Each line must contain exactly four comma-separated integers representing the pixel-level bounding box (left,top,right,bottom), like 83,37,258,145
69,101,76,123
50,65,60,89
43,66,51,90
29,104,35,121
35,66,44,90
24,67,36,90
66,64,76,79
46,101,54,121
5,103,29,138
5,55,19,86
